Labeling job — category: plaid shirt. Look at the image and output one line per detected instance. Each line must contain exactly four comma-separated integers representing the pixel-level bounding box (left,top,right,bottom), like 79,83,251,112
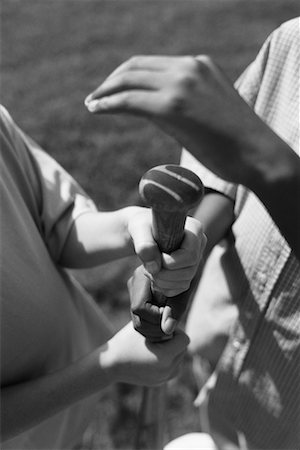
181,18,300,449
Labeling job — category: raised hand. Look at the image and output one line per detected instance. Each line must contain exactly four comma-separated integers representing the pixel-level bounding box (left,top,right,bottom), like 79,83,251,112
84,55,268,186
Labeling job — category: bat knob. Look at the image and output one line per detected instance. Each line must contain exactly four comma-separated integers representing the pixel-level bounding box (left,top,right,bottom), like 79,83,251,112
139,165,204,253
139,164,204,212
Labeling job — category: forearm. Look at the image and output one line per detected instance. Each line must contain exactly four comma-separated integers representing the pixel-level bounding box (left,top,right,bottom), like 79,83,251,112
85,54,299,259
186,106,300,258
240,121,300,260
59,206,140,268
1,346,113,442
1,322,189,442
192,191,234,257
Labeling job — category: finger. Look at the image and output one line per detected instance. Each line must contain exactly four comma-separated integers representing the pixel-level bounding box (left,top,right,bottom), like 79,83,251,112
85,90,168,116
132,301,162,323
128,266,152,310
107,55,178,78
132,314,167,340
128,211,161,275
161,290,192,334
151,279,191,297
85,71,162,107
161,229,204,270
161,305,178,335
153,266,196,282
85,55,176,106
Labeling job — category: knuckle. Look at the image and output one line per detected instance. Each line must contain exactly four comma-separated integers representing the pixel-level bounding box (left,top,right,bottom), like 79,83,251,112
138,242,157,259
163,92,187,116
175,57,199,88
128,55,141,67
195,54,214,76
176,72,196,90
131,302,149,316
119,91,131,109
184,55,199,66
117,72,133,88
131,313,141,328
181,56,199,73
131,304,141,315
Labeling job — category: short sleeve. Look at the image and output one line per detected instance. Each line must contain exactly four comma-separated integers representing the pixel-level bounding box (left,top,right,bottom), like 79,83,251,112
24,135,98,261
180,149,237,201
234,32,272,107
0,106,98,261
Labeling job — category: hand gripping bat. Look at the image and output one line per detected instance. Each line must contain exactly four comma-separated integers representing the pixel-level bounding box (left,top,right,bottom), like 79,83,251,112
135,164,204,450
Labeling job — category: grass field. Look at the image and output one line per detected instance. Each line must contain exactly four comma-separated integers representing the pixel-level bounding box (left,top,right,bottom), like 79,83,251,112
2,1,299,448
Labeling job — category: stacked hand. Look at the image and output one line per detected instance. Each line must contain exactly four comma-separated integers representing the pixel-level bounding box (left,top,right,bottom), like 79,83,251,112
100,322,190,386
126,208,205,339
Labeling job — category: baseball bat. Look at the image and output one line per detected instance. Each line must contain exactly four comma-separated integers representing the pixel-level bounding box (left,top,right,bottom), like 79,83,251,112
135,164,204,450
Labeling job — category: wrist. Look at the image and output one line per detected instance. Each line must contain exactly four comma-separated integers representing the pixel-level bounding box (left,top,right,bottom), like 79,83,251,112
122,205,147,255
97,342,120,384
243,124,299,196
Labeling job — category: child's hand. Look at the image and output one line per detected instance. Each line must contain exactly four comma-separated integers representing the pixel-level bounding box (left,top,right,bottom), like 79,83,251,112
99,321,189,386
127,207,206,297
128,265,198,339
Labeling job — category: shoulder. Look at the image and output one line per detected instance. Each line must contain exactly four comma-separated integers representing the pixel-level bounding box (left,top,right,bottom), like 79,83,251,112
270,17,299,44
267,17,299,62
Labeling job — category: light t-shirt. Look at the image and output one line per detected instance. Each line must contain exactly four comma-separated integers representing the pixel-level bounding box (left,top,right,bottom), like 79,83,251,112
1,105,114,449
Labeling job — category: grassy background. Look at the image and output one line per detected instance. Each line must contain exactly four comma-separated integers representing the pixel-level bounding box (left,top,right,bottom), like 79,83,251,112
2,1,299,448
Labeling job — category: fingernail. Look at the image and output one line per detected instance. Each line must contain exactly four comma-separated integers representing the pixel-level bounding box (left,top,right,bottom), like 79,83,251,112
144,261,159,275
86,99,99,112
163,317,177,335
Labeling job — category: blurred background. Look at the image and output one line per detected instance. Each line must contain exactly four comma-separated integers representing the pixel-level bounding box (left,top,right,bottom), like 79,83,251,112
2,1,299,448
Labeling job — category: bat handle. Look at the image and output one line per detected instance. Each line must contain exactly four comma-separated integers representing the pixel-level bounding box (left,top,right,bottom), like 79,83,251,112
139,164,204,308
152,209,186,254
135,164,203,450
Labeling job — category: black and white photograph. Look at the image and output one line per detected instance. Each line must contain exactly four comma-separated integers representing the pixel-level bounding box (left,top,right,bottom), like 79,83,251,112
1,1,299,449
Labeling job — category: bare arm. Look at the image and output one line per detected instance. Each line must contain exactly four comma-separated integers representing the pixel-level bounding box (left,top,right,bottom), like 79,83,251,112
85,56,300,260
192,191,235,257
2,343,110,441
58,207,140,268
2,319,189,441
58,205,206,298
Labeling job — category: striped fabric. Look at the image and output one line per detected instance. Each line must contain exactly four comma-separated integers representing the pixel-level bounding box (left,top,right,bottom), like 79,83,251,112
181,18,300,449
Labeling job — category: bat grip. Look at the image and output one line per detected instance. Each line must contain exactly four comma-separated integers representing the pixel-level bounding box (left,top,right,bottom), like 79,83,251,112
151,208,187,308
152,209,187,254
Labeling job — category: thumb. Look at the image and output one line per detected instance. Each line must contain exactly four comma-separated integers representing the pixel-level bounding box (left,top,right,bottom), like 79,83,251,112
128,210,161,275
137,242,162,276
